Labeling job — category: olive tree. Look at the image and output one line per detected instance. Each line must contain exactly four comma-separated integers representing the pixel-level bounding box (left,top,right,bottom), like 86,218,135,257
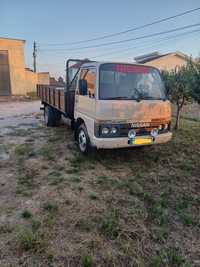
162,64,193,130
187,58,200,104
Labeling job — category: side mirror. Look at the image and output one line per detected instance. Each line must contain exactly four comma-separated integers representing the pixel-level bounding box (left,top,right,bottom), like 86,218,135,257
79,79,88,95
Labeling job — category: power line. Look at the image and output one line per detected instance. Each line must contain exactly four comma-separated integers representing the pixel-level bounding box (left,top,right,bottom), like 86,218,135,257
37,28,200,67
38,27,200,59
39,22,200,52
39,7,200,47
90,28,200,59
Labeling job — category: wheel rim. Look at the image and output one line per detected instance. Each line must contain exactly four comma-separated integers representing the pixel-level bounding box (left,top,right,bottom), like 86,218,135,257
78,129,87,152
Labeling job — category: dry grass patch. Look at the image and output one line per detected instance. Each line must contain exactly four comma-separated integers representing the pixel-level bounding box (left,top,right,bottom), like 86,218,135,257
0,118,199,266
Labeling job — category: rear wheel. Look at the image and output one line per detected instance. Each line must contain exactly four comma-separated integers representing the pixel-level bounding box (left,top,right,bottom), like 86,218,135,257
77,124,90,154
44,105,61,127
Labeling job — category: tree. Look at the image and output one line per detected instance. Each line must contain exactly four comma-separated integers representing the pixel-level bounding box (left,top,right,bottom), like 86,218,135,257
162,64,193,130
187,59,200,104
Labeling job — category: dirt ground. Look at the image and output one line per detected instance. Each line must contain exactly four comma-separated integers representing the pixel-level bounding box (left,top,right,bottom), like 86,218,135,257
0,101,199,267
0,100,41,127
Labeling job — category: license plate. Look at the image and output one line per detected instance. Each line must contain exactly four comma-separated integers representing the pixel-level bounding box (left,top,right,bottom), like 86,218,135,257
128,137,153,145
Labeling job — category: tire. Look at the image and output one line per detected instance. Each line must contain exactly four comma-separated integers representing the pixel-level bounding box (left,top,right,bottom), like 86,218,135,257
44,105,61,127
77,124,90,154
70,119,75,130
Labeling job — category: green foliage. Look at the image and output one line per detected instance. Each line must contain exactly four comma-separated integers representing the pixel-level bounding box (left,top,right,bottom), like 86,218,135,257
148,192,169,225
21,210,32,219
162,59,200,129
16,227,45,251
43,201,58,213
100,209,120,239
187,59,200,104
39,143,55,160
88,191,98,200
81,255,93,267
15,144,33,157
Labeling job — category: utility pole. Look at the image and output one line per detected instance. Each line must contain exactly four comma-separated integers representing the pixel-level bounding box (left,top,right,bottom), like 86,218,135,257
33,41,37,72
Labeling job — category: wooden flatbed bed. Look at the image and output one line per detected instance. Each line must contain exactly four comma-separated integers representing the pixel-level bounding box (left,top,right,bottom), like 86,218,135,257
37,84,75,119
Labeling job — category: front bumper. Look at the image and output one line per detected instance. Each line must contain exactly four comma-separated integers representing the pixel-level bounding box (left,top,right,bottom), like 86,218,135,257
91,132,172,149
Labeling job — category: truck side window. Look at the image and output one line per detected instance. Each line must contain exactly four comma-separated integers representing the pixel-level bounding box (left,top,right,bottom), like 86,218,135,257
80,68,96,98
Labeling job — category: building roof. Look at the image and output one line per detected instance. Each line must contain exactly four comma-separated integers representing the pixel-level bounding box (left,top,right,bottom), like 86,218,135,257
0,36,25,42
134,51,189,64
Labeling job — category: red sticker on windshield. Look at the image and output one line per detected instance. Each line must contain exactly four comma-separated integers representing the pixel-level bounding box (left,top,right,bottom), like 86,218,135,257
116,64,149,74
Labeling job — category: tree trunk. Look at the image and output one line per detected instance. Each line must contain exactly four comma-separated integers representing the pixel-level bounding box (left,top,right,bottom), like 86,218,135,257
174,97,185,130
174,106,181,130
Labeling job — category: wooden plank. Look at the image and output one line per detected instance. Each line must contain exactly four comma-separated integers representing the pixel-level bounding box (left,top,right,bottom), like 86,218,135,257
37,85,66,113
60,90,65,112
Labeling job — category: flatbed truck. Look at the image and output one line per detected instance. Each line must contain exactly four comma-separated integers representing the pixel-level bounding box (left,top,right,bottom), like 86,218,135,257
37,59,172,153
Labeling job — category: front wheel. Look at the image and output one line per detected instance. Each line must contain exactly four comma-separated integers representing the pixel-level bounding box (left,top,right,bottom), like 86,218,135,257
77,124,90,154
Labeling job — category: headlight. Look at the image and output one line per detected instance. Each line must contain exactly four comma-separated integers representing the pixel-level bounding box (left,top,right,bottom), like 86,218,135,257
128,129,136,139
151,128,158,137
164,123,168,130
102,127,109,135
111,127,118,134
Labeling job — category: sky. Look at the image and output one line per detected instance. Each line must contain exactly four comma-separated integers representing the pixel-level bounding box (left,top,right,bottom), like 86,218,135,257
1,0,200,78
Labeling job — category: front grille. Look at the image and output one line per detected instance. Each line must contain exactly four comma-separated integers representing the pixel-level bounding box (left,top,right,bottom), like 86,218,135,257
119,124,151,137
95,122,170,138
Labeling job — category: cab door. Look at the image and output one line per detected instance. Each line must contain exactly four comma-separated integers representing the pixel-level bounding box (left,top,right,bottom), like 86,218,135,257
75,67,96,118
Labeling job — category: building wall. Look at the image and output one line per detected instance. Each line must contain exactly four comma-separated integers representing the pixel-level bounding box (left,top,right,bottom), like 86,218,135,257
144,54,187,71
0,38,26,95
24,69,38,93
37,72,50,85
0,38,49,96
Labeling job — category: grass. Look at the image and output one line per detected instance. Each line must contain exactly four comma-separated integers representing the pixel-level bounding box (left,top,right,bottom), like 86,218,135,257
69,176,81,183
15,144,33,157
0,224,13,234
176,199,194,226
100,209,120,239
47,170,65,185
151,247,191,267
39,143,56,160
151,226,169,243
81,255,93,267
42,201,58,213
31,219,41,232
21,210,32,219
148,192,169,226
16,227,46,252
1,117,199,266
8,128,33,137
16,165,38,195
88,191,98,200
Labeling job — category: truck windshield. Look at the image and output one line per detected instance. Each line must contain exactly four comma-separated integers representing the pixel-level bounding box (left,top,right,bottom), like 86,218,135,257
99,63,166,100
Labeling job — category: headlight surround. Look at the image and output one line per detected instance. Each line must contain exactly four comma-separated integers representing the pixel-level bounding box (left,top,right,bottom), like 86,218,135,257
100,125,119,137
128,129,136,139
102,127,110,135
111,127,118,134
